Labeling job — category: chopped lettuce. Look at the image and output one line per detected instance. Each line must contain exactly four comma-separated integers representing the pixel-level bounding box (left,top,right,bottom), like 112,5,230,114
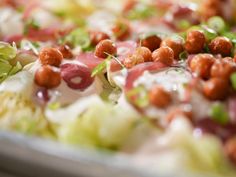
0,92,55,138
57,96,155,149
0,42,22,83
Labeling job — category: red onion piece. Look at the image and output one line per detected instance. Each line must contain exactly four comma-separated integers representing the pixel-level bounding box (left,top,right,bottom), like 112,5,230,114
61,63,94,91
125,62,167,91
195,118,236,141
35,88,50,105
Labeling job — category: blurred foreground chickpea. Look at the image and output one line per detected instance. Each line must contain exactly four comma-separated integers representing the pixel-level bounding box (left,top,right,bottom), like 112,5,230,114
39,48,63,67
185,30,205,54
94,39,117,58
200,0,222,21
35,65,61,89
224,137,236,165
208,37,233,57
112,20,131,41
152,46,174,66
203,78,229,100
189,54,215,79
149,86,172,108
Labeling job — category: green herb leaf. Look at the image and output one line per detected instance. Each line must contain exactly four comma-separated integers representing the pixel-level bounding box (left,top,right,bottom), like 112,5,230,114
207,16,226,33
209,103,229,125
127,4,157,20
8,62,22,76
0,42,17,60
91,56,111,77
20,40,39,55
24,19,40,35
230,72,236,90
179,51,188,61
63,28,91,50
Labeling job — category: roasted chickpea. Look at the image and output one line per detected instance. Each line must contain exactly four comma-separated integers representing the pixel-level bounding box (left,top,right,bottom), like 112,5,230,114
89,31,110,46
208,37,233,57
140,35,162,52
203,78,229,100
224,137,236,164
123,53,144,69
189,54,215,79
135,47,152,62
94,39,117,58
149,86,172,108
211,60,236,80
185,30,206,54
58,45,73,59
112,20,131,41
39,48,63,67
161,37,184,59
152,46,174,66
200,0,222,21
35,65,61,89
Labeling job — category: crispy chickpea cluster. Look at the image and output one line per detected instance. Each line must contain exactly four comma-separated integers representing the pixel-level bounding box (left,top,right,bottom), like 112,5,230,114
35,47,66,88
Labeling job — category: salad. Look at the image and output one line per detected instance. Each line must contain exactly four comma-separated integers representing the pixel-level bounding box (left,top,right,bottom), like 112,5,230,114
1,0,236,176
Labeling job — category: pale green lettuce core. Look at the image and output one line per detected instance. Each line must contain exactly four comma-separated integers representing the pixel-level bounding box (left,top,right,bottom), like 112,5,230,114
57,96,155,150
0,92,55,138
0,42,22,83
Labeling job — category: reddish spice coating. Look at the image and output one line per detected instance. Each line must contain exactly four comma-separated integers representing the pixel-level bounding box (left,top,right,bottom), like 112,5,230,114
224,137,236,165
112,20,131,41
152,46,174,66
39,48,63,67
94,39,117,58
149,86,172,108
211,60,236,81
123,53,144,69
203,78,229,100
35,65,61,89
58,45,73,59
135,47,152,62
161,37,184,59
208,37,233,57
140,35,162,52
185,30,206,54
89,31,110,46
189,54,215,79
200,0,222,21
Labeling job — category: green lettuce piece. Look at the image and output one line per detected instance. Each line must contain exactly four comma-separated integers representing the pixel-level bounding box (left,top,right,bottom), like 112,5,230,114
0,42,17,60
0,92,55,138
57,98,154,150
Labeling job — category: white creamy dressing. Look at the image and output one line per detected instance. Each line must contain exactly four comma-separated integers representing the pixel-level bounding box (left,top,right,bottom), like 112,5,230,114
134,68,191,98
87,11,116,36
125,117,194,173
0,7,24,36
45,94,103,124
23,59,103,105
